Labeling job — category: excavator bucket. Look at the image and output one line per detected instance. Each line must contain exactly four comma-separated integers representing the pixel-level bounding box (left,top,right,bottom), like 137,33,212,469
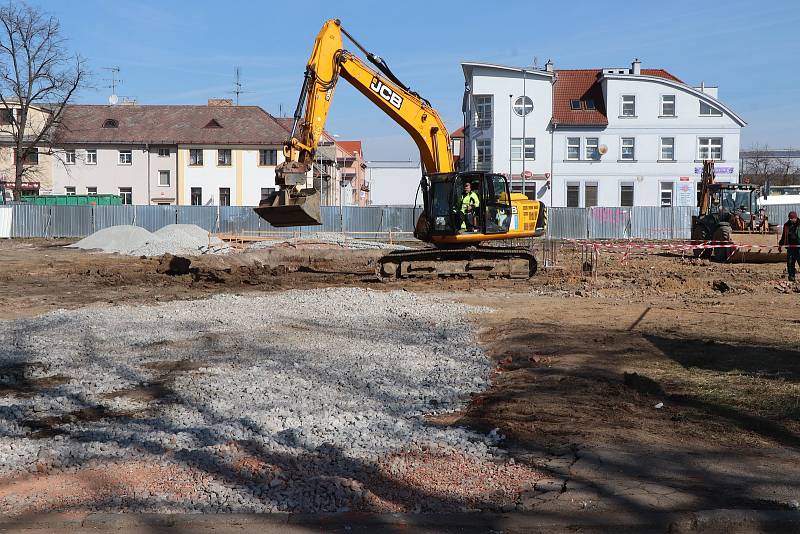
254,189,322,227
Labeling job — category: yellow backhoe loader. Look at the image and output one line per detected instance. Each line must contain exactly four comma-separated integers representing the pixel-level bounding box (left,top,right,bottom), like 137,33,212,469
254,19,547,278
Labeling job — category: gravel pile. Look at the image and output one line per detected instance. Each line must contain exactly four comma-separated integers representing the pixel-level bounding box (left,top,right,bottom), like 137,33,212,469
69,224,229,256
0,288,530,514
248,232,411,251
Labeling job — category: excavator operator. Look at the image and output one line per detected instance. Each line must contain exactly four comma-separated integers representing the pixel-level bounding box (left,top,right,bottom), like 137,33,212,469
460,181,480,231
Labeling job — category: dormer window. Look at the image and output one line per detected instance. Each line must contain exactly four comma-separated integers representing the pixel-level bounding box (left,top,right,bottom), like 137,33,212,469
569,99,581,110
102,119,118,128
585,99,596,110
204,119,222,128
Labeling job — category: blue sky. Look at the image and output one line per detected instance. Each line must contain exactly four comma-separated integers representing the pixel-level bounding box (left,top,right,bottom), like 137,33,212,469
31,0,800,160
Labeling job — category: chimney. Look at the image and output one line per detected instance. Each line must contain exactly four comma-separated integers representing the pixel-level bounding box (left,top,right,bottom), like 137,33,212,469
631,58,641,75
544,59,554,73
208,98,233,107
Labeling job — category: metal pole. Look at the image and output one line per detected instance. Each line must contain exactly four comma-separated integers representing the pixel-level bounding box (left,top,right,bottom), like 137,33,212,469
508,94,513,180
522,68,527,197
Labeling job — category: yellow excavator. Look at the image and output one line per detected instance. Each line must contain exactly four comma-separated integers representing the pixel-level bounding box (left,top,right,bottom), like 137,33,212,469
255,19,547,278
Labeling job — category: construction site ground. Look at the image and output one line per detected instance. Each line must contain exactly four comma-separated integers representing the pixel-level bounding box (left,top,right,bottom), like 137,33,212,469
0,238,799,533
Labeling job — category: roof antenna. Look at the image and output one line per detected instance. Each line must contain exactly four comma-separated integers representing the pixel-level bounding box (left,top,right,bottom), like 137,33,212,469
103,66,122,105
532,56,539,69
229,66,252,105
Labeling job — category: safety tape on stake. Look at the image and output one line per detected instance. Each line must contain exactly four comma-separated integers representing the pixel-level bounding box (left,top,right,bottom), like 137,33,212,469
566,239,798,251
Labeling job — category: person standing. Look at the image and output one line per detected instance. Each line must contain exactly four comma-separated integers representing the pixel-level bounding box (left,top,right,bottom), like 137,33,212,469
779,211,800,282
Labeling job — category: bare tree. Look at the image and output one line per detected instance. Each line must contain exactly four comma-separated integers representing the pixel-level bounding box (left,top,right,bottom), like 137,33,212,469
742,144,800,188
0,2,86,200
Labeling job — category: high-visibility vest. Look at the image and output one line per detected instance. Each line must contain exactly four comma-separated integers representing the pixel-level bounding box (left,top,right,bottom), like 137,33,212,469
461,191,480,212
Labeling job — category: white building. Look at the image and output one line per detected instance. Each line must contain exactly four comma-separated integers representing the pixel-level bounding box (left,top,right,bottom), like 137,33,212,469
461,60,746,207
366,160,424,206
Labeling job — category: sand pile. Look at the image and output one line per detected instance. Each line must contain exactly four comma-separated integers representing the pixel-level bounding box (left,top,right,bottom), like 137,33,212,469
69,224,229,256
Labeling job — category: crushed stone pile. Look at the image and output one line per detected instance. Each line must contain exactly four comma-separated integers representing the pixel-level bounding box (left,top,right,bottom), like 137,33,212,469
69,224,229,256
0,288,534,515
247,232,411,251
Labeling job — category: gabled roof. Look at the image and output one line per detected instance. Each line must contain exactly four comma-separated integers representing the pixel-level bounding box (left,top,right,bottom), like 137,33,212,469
54,105,288,145
337,140,363,158
451,126,464,138
552,68,684,127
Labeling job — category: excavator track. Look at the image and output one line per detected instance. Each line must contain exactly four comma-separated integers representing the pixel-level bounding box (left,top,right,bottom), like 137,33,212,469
377,246,537,280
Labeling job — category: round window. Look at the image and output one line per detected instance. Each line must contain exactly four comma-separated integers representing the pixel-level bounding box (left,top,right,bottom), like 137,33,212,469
513,96,533,116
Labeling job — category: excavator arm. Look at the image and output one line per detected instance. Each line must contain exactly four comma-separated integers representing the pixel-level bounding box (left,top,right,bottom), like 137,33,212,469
255,19,453,227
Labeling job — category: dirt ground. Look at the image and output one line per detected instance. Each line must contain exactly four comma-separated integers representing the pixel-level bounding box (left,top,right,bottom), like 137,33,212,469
0,238,799,519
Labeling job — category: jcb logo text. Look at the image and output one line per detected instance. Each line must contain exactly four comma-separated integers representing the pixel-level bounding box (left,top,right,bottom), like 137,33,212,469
370,77,403,110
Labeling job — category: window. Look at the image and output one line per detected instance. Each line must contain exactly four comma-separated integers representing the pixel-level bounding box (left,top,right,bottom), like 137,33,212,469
87,187,97,195
0,108,14,124
219,187,231,206
204,119,222,129
585,137,599,160
102,119,118,128
65,149,76,164
261,187,275,201
660,137,675,161
189,149,203,166
86,149,97,164
474,95,492,128
513,96,533,116
566,183,580,207
570,99,582,110
660,182,673,207
699,101,722,116
158,170,170,186
620,183,634,207
475,138,492,170
698,137,723,160
190,187,202,206
585,99,596,110
661,95,676,116
118,150,132,165
621,95,636,117
620,137,635,161
585,184,598,207
566,137,580,160
510,137,535,160
119,187,132,205
217,148,232,166
451,138,461,157
158,148,170,157
259,149,278,166
16,148,38,165
65,186,76,196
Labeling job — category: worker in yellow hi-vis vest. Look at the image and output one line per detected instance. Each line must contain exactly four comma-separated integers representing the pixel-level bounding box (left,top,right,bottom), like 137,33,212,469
460,181,480,231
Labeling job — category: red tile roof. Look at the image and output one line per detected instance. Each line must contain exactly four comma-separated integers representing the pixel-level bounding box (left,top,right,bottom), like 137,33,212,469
450,126,464,138
337,140,363,158
54,105,288,145
552,68,683,127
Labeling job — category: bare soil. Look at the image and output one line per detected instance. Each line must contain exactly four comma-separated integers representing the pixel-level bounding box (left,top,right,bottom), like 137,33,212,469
1,238,799,515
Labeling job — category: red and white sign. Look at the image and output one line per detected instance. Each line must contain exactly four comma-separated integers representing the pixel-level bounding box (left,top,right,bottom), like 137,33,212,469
521,170,533,179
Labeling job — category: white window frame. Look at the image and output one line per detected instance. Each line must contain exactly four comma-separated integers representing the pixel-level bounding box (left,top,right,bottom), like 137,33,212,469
474,95,492,128
566,182,581,208
620,137,636,161
158,147,170,157
512,96,533,117
217,148,232,166
189,149,204,166
620,182,635,207
158,170,170,187
659,137,675,161
119,187,132,205
697,137,723,161
118,150,132,165
620,94,636,117
699,101,722,116
510,137,535,160
566,137,581,160
87,186,97,196
660,181,673,207
585,137,599,160
65,186,76,196
86,149,97,165
64,149,76,165
660,94,676,117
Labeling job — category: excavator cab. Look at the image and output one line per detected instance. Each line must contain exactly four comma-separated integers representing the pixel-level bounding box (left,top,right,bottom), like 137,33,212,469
421,172,512,237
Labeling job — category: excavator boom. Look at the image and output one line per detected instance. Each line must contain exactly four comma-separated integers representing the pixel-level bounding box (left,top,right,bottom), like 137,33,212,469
255,19,452,227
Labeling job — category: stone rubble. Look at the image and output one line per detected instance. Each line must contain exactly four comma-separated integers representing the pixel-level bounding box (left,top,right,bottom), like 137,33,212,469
68,224,230,256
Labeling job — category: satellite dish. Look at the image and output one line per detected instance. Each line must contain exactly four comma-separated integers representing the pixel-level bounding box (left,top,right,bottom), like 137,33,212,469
108,94,119,105
598,144,608,155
